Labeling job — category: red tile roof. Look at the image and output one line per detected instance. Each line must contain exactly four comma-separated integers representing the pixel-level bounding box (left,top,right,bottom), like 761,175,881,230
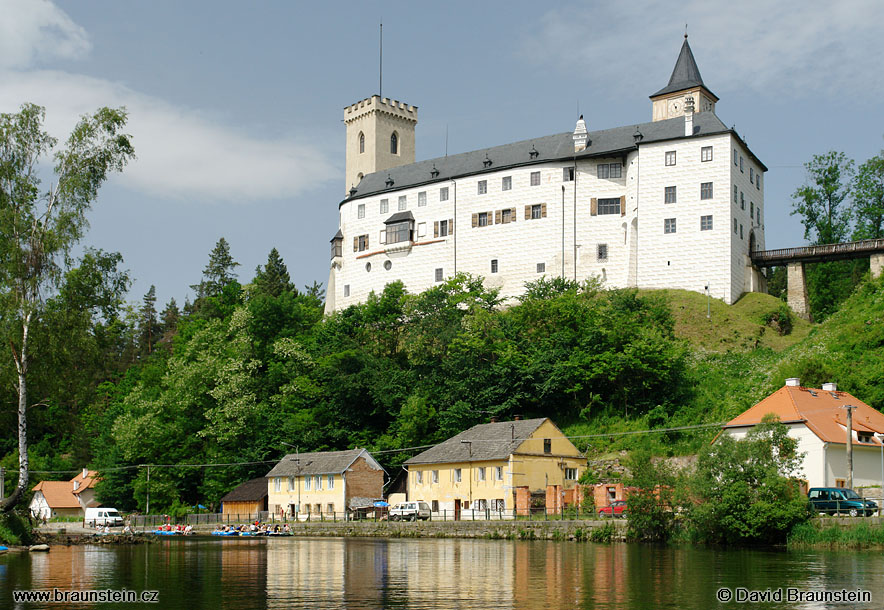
32,481,81,509
724,385,884,446
70,470,99,495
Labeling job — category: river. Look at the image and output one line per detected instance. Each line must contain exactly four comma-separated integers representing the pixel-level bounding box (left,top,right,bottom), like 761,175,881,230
2,537,882,609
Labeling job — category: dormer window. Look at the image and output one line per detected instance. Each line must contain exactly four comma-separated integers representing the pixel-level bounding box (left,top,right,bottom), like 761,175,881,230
391,132,398,155
330,231,343,259
858,432,873,443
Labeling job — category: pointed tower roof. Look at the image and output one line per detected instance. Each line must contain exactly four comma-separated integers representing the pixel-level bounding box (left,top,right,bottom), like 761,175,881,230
651,36,717,100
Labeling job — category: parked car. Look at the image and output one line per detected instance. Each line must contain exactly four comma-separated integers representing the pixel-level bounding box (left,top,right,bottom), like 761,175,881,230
84,507,124,527
808,488,878,517
598,500,628,518
389,502,431,521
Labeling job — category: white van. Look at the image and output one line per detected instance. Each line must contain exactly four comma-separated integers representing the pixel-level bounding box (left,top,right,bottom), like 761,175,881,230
389,502,431,521
84,507,124,527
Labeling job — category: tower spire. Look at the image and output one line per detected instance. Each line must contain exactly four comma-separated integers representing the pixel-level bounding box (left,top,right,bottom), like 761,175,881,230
649,36,718,121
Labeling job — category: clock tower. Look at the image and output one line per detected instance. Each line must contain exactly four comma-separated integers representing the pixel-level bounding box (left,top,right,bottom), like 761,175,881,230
650,35,718,122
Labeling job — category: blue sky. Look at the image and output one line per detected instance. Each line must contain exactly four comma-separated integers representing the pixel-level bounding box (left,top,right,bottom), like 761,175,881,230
2,0,883,308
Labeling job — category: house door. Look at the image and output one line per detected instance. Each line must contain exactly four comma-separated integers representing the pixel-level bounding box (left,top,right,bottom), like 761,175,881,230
454,500,461,521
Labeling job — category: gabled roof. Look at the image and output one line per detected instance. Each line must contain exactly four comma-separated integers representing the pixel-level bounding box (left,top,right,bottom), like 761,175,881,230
343,112,733,204
405,418,550,465
220,477,269,503
650,37,717,99
70,470,99,495
265,448,384,478
723,385,884,446
32,481,81,509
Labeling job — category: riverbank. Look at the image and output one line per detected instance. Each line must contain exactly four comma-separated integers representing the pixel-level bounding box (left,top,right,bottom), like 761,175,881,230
788,519,884,550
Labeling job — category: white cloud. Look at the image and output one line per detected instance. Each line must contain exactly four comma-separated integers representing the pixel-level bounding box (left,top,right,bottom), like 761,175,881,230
0,0,91,68
521,0,884,97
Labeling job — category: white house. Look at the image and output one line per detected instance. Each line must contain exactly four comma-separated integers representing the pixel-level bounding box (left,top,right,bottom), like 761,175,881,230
719,379,884,491
327,36,767,312
29,469,100,520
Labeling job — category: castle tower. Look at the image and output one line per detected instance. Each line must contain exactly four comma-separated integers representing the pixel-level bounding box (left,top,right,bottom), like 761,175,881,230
344,95,418,195
649,36,718,121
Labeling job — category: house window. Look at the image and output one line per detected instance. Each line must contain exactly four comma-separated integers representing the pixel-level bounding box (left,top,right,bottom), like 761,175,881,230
859,432,873,443
734,149,738,166
664,218,677,234
380,198,389,214
537,262,546,273
740,192,745,210
491,259,498,273
432,500,439,512
478,212,489,227
328,475,334,489
359,132,365,154
357,203,365,219
343,285,350,297
398,195,407,211
386,221,412,244
665,151,676,166
565,468,578,480
432,470,439,484
357,234,368,252
501,208,512,223
701,182,713,200
563,167,574,182
701,146,712,162
435,268,444,282
531,204,543,219
454,468,462,483
416,471,423,485
598,198,621,215
543,438,552,454
495,466,503,481
478,180,487,195
530,171,541,186
315,475,322,490
289,477,295,491
597,243,608,261
502,176,512,191
440,187,449,201
305,476,311,491
314,503,321,513
664,186,677,204
701,215,713,231
391,132,398,155
327,503,334,513
418,191,427,207
740,156,744,172
478,467,486,482
274,477,281,492
597,164,609,179
492,499,505,511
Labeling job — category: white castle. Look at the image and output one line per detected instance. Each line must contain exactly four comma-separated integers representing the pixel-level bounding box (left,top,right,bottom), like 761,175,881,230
326,37,766,313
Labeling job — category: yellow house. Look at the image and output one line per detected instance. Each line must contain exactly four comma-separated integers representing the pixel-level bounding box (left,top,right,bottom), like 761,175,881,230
404,417,586,517
265,448,385,519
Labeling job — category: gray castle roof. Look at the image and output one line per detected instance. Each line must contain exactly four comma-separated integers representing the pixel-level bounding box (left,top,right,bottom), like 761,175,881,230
651,37,716,99
266,448,380,477
405,418,551,465
343,111,739,205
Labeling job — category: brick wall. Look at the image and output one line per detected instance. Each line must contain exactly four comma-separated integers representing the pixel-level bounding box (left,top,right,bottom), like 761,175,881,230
345,457,385,503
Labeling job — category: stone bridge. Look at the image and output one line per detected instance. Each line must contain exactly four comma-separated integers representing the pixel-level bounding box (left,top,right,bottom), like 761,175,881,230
750,238,884,321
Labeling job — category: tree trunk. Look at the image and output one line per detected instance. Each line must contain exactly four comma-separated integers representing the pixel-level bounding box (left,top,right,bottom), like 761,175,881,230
3,314,29,512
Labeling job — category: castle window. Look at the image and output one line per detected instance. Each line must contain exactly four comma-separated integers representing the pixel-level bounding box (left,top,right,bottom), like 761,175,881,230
436,219,450,237
478,180,487,195
701,182,713,200
740,224,744,239
750,201,754,218
734,149,738,166
701,146,713,162
418,191,427,207
386,221,411,244
384,260,392,271
356,234,369,252
530,171,541,186
380,198,389,214
597,163,622,179
491,259,498,273
740,192,745,210
597,164,609,179
665,151,676,166
701,215,713,231
664,186,677,204
757,175,761,191
365,262,371,272
750,167,755,183
563,167,574,182
502,176,512,191
417,222,427,238
740,156,744,172
734,218,738,234
531,204,543,219
391,132,398,155
440,187,449,201
501,208,512,223
398,195,407,211
598,198,621,215
609,163,622,178
331,235,342,259
359,132,365,154
757,207,761,224
478,212,489,227
597,244,608,261
357,203,365,219
536,262,546,273
733,185,738,204
435,268,443,282
664,218,677,234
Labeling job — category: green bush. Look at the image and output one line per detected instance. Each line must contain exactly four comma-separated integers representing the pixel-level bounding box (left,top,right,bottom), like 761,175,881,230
589,521,616,543
760,302,793,336
623,449,678,543
0,512,33,546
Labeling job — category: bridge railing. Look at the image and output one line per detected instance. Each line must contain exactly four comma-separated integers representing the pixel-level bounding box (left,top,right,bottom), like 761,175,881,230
752,238,884,264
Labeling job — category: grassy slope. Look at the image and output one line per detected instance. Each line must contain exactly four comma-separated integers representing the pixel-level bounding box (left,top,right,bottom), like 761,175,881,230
564,277,884,457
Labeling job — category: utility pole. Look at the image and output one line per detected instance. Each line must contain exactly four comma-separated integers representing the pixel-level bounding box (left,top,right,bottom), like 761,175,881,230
146,464,151,515
844,405,856,489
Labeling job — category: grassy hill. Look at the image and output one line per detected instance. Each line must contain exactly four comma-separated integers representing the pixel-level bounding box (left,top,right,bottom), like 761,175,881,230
565,275,884,457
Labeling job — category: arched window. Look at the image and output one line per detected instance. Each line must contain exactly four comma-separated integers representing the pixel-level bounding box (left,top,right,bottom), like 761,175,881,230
390,132,398,155
359,132,365,154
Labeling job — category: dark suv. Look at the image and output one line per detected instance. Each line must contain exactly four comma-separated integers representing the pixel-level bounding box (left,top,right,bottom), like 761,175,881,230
808,488,878,517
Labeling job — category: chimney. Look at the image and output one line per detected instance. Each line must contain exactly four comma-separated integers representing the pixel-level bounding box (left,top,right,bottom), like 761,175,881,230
785,377,801,387
572,115,588,152
684,96,694,137
83,468,88,479
822,382,838,392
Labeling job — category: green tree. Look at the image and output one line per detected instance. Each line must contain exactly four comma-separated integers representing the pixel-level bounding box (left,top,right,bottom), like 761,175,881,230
623,448,678,542
791,151,854,245
0,103,133,510
852,152,884,239
139,285,160,355
253,248,294,297
192,237,239,298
